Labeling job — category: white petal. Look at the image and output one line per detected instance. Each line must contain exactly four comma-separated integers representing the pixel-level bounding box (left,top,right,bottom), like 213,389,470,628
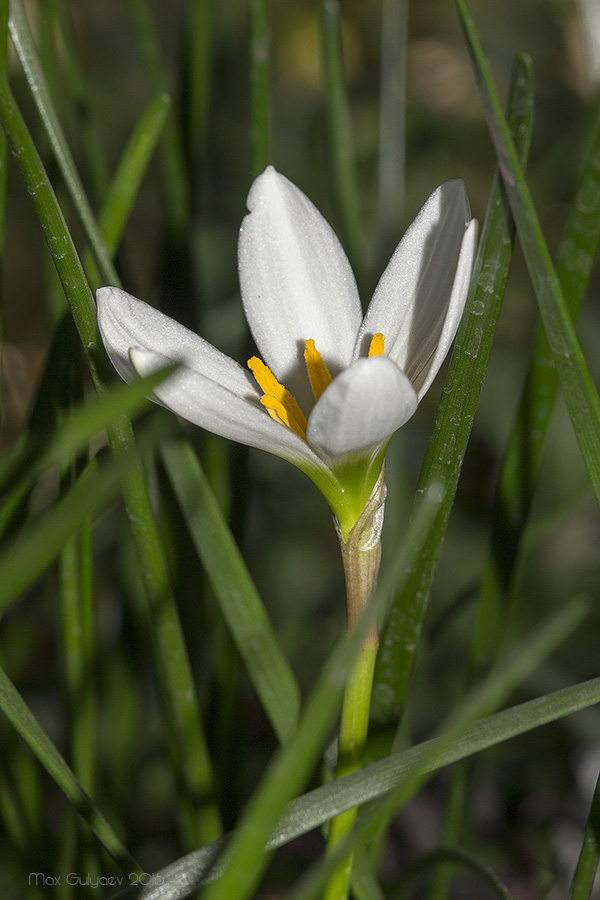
355,181,477,396
97,286,254,396
238,166,362,408
129,347,326,471
306,356,418,458
415,218,478,398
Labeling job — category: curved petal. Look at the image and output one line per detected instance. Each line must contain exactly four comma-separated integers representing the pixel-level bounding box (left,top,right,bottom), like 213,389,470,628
355,181,476,394
414,218,478,398
97,286,255,396
306,356,418,458
129,346,328,472
238,166,362,408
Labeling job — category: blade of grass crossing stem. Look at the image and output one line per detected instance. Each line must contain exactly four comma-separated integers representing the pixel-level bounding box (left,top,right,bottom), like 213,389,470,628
457,0,600,508
0,76,222,847
8,0,119,285
113,672,600,900
250,0,270,173
570,769,600,900
0,662,138,872
285,600,588,900
475,107,600,664
320,0,362,270
372,54,534,725
161,438,301,745
197,485,444,900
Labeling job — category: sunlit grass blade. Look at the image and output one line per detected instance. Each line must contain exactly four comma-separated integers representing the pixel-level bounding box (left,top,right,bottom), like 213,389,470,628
0,72,221,848
570,768,600,900
161,437,300,744
475,109,600,661
7,0,118,285
0,661,138,873
456,0,600,508
372,53,533,725
320,0,362,269
114,607,597,900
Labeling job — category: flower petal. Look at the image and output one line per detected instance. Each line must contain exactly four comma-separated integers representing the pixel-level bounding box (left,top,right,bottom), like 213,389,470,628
238,166,362,407
129,346,327,471
97,286,254,396
306,356,418,458
355,181,477,397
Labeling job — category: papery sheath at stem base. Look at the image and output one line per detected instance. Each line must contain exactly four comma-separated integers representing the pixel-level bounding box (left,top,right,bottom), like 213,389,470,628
336,465,386,643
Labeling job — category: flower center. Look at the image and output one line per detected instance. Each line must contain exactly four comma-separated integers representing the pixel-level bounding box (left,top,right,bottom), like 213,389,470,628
248,334,385,441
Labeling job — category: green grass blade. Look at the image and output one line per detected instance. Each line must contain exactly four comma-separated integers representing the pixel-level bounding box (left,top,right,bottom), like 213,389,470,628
83,91,170,290
97,92,171,260
284,598,588,900
7,0,119,285
113,653,600,900
186,0,213,167
0,72,221,848
320,0,362,269
161,438,301,744
0,661,137,872
570,769,600,900
0,454,133,613
476,109,600,659
195,480,443,900
126,0,189,233
372,53,534,724
456,0,600,508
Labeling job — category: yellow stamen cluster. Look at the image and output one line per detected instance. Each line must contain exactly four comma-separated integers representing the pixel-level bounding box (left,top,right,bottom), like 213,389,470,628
247,356,308,440
248,333,385,441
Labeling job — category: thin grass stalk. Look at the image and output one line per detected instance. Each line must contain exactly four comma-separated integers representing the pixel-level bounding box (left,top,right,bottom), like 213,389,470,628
456,0,600,509
8,0,119,286
0,73,222,847
473,105,600,668
113,671,600,900
372,54,533,727
320,0,362,271
126,0,189,234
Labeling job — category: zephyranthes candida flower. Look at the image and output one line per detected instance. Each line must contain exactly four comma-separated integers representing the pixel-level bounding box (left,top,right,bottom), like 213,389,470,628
97,166,477,536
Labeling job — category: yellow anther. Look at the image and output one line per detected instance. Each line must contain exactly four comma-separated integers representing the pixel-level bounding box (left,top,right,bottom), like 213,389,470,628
304,339,332,401
248,356,308,440
368,332,385,357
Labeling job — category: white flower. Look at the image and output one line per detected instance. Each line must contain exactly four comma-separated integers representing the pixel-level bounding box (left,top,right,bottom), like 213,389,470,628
97,166,477,533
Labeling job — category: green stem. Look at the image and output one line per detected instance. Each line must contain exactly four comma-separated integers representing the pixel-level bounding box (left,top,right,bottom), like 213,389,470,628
324,473,385,900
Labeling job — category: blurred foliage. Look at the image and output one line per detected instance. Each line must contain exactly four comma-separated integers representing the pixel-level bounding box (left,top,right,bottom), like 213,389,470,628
1,0,600,898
